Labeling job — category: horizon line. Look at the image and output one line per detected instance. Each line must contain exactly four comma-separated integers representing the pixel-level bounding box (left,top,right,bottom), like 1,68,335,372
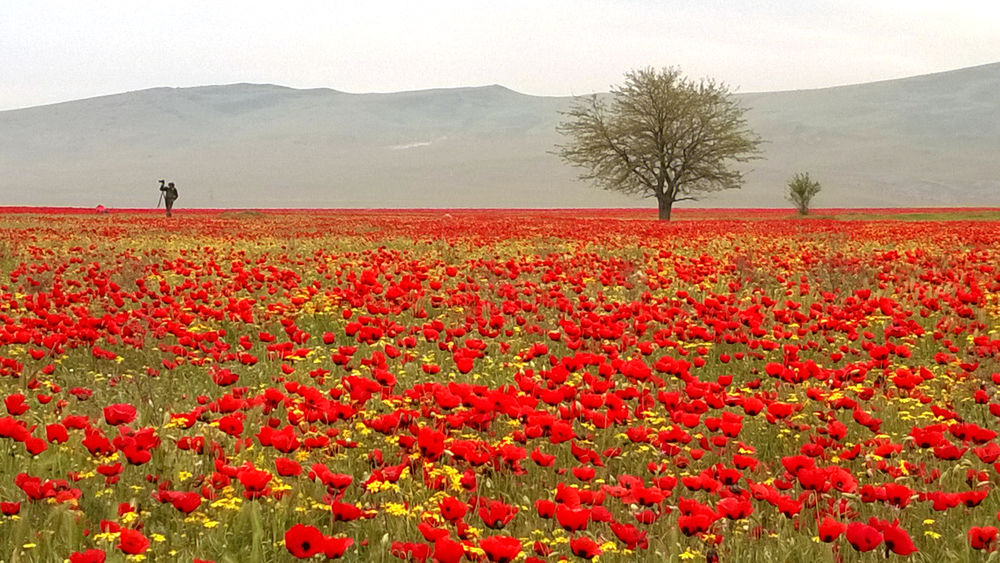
3,60,997,112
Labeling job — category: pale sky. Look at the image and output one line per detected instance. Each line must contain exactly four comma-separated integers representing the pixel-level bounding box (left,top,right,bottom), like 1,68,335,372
2,0,998,110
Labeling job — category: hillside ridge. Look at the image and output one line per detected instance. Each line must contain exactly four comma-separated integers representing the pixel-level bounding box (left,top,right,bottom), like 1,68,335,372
2,63,998,208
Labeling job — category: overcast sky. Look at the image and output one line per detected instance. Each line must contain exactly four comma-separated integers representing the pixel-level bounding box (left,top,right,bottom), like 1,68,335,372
2,1,998,110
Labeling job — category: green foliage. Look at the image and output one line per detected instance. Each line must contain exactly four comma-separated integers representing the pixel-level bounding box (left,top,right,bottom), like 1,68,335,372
555,67,763,220
786,172,822,215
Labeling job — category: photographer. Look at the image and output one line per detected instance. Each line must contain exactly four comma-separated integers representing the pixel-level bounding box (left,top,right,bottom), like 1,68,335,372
158,180,179,217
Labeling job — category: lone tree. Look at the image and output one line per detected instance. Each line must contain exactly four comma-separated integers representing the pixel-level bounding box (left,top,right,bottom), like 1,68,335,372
556,67,762,220
786,172,821,215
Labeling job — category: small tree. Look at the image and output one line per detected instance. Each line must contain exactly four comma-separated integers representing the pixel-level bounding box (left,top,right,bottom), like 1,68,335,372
786,172,821,215
555,67,763,220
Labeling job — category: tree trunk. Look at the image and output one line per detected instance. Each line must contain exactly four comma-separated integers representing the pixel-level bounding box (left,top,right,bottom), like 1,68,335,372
657,197,673,221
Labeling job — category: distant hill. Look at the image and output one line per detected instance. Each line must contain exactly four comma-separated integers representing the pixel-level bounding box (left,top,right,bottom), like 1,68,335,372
2,63,998,208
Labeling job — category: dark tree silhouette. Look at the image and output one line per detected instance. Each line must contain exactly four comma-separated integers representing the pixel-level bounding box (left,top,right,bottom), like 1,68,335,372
556,67,763,220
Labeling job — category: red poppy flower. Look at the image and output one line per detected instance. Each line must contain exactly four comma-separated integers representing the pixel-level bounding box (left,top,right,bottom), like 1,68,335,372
285,524,324,559
439,496,468,522
569,536,601,560
118,528,150,555
209,366,239,386
678,513,713,536
236,465,272,499
880,523,918,555
169,491,202,514
432,538,465,563
417,426,446,461
775,495,802,518
974,442,1000,463
478,499,518,530
635,509,660,524
45,423,69,444
459,469,477,491
331,501,374,521
929,491,962,511
479,535,521,563
817,517,846,542
716,497,753,520
418,522,449,543
275,457,302,476
970,526,999,550
532,540,553,556
535,499,556,519
390,541,429,561
610,522,649,550
4,393,28,415
323,536,353,559
933,442,967,461
103,403,137,425
845,522,882,552
555,504,591,531
530,447,556,467
572,465,596,482
24,436,46,455
310,464,353,490
68,550,106,563
963,489,989,508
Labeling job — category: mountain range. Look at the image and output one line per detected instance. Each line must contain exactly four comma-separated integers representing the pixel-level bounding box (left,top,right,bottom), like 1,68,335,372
2,62,998,209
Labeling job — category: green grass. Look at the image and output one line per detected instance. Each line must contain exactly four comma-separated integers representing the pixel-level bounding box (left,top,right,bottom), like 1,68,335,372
819,210,1000,222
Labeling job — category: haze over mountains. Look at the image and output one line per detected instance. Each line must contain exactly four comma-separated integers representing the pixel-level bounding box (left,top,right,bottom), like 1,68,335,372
2,63,998,209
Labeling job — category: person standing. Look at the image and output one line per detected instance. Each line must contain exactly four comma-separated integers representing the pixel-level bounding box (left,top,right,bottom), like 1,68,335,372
159,180,179,217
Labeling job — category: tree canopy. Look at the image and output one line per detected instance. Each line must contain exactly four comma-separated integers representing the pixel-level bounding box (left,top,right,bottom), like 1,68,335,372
556,67,763,220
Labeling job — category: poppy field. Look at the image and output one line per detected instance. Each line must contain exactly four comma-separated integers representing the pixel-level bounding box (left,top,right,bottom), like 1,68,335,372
1,208,999,562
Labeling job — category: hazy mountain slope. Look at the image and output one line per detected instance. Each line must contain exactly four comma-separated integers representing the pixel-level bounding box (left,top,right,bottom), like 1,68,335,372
737,63,1000,207
2,63,998,208
0,84,609,207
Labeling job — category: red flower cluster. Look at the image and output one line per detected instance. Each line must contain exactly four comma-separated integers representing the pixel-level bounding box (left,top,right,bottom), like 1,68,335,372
1,209,999,560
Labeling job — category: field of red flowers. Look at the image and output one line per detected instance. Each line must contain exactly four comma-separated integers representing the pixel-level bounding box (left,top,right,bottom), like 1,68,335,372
1,208,998,562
